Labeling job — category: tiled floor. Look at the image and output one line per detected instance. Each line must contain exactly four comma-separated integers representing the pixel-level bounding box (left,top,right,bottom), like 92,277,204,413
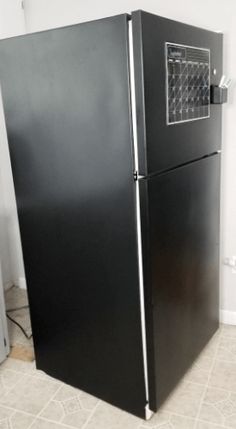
1,301,236,429
5,286,33,349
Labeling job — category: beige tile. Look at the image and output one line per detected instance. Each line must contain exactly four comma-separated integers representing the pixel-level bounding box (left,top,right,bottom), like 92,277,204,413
79,392,99,410
31,418,69,429
62,408,91,428
196,420,225,428
0,369,24,389
83,401,140,429
54,384,80,402
203,386,229,404
163,381,204,417
40,401,64,422
141,410,170,427
0,406,14,421
0,358,34,374
0,380,8,398
169,414,195,428
198,386,236,427
140,424,172,429
200,334,220,359
141,411,195,428
0,419,9,429
209,360,236,391
198,402,224,426
62,397,82,415
216,337,236,362
10,411,35,429
184,364,210,385
195,354,214,372
0,374,60,415
220,324,236,339
225,412,236,428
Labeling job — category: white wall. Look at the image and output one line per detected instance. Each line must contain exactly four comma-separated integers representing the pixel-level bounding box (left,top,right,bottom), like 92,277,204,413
0,0,26,288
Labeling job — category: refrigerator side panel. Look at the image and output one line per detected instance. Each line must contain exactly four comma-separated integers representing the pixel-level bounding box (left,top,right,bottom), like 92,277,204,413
144,154,220,408
0,15,147,417
132,10,223,176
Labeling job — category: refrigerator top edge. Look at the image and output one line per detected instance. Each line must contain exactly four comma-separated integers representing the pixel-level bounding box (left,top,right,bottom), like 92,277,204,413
131,10,224,35
0,10,223,45
0,13,132,44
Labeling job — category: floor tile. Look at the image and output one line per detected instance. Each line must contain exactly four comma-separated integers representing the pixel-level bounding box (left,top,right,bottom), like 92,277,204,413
0,419,9,429
195,420,225,428
30,418,69,429
141,410,195,428
0,369,24,390
198,402,224,426
168,414,196,428
83,401,141,429
184,363,210,385
40,400,64,422
216,337,236,362
140,424,172,429
162,380,205,418
79,392,99,410
0,374,60,415
200,334,220,359
0,406,14,421
141,410,170,427
220,324,236,339
198,386,236,428
209,360,236,391
10,411,35,429
0,358,34,374
62,408,91,428
54,384,81,402
0,380,8,398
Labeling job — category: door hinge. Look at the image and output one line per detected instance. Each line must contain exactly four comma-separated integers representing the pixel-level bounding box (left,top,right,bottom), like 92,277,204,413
134,171,145,181
4,337,7,347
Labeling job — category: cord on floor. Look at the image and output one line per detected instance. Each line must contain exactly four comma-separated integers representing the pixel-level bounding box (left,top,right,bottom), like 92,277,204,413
6,313,32,340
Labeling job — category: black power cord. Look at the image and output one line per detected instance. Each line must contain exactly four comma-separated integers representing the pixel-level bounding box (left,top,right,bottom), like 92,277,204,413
6,313,32,340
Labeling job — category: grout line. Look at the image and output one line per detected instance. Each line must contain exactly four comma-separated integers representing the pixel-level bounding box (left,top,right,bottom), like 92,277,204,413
27,382,63,429
0,403,35,417
31,415,85,429
197,418,229,428
80,400,101,429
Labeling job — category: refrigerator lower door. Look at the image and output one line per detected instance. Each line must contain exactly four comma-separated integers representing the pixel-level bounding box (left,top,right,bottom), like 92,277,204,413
140,154,220,411
0,15,147,417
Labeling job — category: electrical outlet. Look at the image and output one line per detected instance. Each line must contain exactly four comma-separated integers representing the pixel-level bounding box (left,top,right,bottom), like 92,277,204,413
223,256,236,274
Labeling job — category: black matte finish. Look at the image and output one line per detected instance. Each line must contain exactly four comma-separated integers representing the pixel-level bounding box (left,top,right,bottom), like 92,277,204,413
132,10,223,175
0,10,222,419
0,15,147,417
141,154,220,410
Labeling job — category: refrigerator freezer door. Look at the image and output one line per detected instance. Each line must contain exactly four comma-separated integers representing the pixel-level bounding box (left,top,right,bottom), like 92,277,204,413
140,154,220,410
0,15,147,417
132,10,223,175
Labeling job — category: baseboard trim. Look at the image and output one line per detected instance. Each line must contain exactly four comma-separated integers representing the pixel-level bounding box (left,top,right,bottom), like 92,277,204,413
220,310,236,325
14,277,27,289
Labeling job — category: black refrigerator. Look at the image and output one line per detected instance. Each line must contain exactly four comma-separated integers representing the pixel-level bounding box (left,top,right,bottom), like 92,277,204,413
0,10,222,419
